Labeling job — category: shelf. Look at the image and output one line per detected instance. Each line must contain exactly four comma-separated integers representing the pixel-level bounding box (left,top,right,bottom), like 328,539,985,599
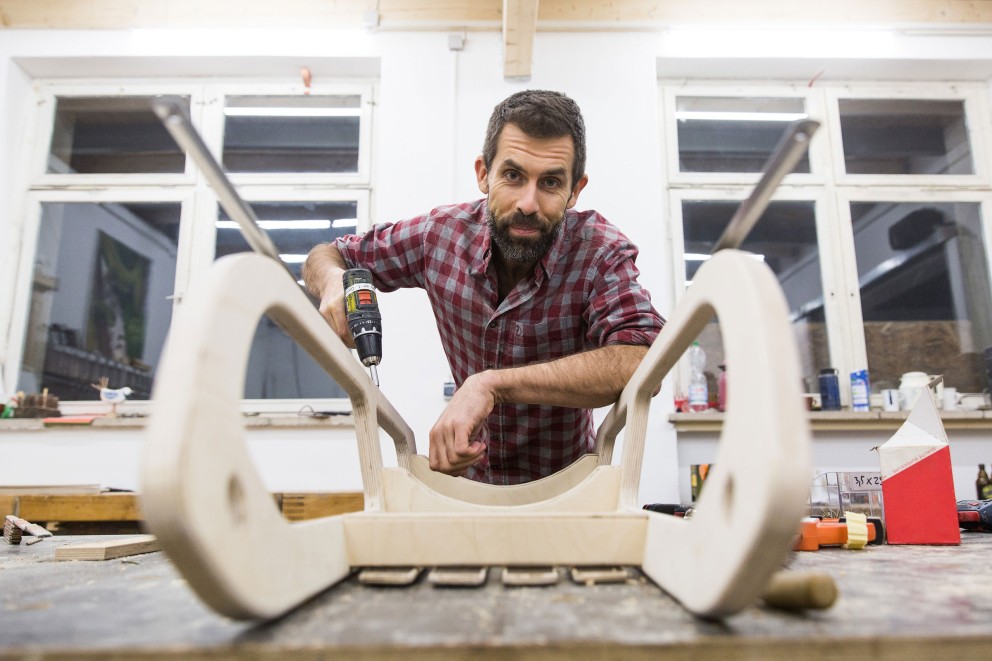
669,409,992,432
0,413,355,432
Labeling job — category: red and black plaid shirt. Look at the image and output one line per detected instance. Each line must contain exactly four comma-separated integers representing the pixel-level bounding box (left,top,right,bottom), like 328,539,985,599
335,199,664,484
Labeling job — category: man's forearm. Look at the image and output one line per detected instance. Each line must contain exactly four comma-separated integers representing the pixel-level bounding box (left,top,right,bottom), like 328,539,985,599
302,242,348,297
471,344,649,409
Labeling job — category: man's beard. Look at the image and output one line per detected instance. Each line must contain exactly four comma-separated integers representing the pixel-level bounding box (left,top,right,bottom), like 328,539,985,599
486,207,563,264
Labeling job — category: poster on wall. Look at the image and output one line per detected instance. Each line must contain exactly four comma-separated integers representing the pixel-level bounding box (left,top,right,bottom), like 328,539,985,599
86,231,150,366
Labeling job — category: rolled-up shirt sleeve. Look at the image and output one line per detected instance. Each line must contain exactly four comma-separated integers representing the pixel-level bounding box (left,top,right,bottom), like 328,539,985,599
584,241,665,348
333,214,431,292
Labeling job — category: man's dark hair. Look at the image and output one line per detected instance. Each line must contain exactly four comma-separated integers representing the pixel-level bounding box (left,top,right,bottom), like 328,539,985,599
482,90,586,191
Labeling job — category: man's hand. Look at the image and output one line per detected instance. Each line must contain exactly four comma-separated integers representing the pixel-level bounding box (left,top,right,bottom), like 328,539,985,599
428,373,495,476
302,243,355,348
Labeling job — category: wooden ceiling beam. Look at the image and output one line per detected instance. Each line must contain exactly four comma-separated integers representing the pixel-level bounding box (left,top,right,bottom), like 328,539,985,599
4,1,992,30
502,0,538,80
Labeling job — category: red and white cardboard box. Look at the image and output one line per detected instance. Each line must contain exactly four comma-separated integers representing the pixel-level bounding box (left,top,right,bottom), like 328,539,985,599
878,386,960,545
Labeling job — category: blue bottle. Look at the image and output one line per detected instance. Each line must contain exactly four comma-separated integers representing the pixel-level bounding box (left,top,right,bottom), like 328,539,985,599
819,368,841,411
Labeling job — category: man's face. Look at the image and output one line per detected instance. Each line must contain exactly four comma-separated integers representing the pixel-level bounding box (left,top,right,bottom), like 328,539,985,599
476,124,588,265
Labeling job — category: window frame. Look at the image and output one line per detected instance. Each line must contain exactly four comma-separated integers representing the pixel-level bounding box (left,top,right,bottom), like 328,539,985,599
661,79,992,404
3,77,377,414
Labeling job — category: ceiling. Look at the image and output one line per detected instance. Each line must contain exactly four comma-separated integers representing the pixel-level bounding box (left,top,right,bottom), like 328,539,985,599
4,1,992,79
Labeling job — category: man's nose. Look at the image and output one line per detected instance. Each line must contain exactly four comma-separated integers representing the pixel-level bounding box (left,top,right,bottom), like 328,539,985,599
516,182,540,216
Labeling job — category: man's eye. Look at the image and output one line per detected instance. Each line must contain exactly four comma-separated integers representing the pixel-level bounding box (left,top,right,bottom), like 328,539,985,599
505,171,520,181
544,178,561,188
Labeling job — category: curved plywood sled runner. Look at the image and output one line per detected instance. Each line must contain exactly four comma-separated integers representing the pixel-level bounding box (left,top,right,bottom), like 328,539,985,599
141,249,810,620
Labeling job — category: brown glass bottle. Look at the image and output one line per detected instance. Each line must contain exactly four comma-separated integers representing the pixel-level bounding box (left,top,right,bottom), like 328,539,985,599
978,464,991,500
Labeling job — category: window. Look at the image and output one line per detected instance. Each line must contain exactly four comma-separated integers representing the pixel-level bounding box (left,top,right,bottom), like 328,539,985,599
851,201,992,393
48,96,189,174
675,96,811,173
662,83,991,405
7,81,375,409
216,200,361,399
838,99,972,175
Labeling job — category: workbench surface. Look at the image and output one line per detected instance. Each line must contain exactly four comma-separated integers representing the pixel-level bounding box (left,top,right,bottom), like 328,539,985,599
1,532,990,659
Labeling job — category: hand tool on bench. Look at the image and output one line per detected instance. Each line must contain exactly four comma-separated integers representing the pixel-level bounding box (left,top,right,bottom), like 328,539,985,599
957,499,992,531
794,512,874,551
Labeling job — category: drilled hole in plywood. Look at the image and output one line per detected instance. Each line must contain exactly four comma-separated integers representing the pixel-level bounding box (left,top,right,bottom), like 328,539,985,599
723,473,735,522
228,474,247,525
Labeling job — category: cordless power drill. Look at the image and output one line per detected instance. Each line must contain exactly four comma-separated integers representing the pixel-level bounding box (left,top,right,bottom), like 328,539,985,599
342,268,382,387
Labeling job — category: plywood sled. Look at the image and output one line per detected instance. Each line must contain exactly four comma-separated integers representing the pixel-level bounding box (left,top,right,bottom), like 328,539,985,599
141,249,811,620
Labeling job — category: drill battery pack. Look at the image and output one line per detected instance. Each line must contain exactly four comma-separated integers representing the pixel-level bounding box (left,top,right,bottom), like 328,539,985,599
957,499,992,532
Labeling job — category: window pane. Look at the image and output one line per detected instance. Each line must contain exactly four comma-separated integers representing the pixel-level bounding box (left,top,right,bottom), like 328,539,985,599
48,96,187,174
852,202,992,393
17,203,178,401
839,99,973,175
675,96,810,173
682,200,828,391
215,201,359,399
222,95,361,173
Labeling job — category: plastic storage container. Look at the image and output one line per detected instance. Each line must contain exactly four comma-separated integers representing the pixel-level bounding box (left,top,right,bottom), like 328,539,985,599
687,342,709,412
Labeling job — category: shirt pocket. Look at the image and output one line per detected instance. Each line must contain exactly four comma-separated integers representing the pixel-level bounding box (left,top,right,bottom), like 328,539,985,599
505,318,582,365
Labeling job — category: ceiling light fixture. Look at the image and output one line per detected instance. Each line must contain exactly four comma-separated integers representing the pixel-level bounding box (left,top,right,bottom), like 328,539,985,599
216,220,331,230
223,107,361,118
675,111,808,122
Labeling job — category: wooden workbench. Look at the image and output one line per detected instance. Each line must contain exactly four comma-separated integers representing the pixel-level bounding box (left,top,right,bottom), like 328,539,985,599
1,532,990,659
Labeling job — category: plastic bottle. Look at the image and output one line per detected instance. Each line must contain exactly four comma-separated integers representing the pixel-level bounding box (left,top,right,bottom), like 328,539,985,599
819,368,840,411
687,342,709,412
717,364,727,412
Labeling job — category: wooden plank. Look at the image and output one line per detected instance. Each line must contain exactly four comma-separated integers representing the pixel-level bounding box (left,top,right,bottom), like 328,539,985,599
4,1,992,30
54,534,159,561
279,492,364,521
2,492,360,524
0,484,102,495
17,493,142,522
502,0,539,80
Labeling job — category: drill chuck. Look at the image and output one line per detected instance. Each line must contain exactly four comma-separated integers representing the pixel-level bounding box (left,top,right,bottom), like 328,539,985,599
343,268,383,370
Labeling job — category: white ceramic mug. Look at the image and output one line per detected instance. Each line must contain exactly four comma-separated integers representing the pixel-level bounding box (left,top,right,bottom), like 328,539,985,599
882,389,900,412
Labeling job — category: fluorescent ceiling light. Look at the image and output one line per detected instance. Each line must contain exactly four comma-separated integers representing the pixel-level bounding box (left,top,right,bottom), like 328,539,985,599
279,254,309,263
216,220,331,230
224,107,361,117
664,27,895,58
332,218,359,228
675,111,808,122
685,252,765,261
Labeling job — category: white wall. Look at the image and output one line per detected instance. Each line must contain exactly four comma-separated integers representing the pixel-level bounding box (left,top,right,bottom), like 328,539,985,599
0,28,678,503
2,25,992,505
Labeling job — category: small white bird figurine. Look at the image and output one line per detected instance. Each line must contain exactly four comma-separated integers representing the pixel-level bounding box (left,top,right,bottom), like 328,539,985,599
91,377,133,418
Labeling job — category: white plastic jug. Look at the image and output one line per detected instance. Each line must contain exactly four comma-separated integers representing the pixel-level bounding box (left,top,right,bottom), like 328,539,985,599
898,371,931,410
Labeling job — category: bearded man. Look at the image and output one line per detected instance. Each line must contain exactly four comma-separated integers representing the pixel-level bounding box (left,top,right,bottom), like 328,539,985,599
303,90,665,485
